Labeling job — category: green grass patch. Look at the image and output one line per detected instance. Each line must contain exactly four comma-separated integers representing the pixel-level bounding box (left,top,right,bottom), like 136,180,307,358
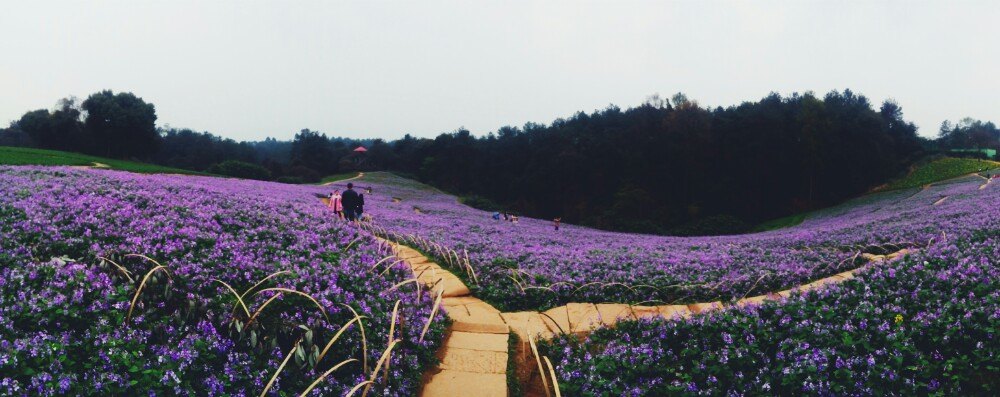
0,146,206,175
882,157,1000,191
317,172,360,184
752,212,807,232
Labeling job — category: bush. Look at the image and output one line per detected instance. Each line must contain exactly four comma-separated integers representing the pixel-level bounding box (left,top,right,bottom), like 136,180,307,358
205,160,272,180
275,176,306,184
459,195,505,212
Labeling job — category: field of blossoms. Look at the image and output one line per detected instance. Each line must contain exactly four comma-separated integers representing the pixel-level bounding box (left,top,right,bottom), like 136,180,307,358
540,222,1000,395
0,166,446,396
355,171,1000,394
359,172,998,312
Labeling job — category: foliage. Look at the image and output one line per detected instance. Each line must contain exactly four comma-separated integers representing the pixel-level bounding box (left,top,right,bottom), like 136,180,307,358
0,167,446,395
937,118,1000,151
540,235,1000,395
374,91,924,235
0,146,205,175
82,91,161,159
359,170,997,312
206,160,272,181
883,157,1000,190
752,212,807,232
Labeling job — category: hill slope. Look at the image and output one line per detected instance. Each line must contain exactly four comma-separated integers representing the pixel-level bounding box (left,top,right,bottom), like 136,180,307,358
0,146,206,174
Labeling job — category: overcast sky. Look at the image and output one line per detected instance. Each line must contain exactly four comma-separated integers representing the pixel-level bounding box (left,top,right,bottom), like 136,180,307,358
1,1,996,141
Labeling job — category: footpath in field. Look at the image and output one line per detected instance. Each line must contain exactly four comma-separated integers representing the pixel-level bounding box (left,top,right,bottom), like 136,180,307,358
382,238,911,397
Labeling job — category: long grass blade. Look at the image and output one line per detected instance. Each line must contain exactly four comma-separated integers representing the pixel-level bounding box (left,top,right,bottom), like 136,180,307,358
212,279,252,318
340,304,369,374
98,256,134,283
125,265,170,324
384,300,401,382
528,328,552,397
543,356,562,397
254,287,330,323
245,292,284,327
259,337,302,397
240,270,293,300
298,358,357,397
362,339,401,397
316,315,366,364
419,287,444,343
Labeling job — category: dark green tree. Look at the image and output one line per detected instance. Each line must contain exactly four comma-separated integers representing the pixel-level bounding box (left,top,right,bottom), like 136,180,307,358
82,90,160,159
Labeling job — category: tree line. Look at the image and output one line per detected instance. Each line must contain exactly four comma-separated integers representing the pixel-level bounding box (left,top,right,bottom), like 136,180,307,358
2,89,996,235
372,91,930,234
0,90,380,183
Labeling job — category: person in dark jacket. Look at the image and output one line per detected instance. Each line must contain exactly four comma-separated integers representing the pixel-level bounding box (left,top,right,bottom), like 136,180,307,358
357,193,365,220
341,182,361,221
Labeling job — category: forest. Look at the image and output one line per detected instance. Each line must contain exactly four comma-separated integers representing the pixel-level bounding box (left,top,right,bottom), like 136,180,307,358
2,90,997,234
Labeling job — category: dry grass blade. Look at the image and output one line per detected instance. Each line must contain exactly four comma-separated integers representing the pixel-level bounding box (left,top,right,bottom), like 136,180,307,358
368,255,398,273
245,292,284,327
240,270,293,301
298,358,357,397
98,256,134,283
317,315,366,364
384,300,402,382
340,304,369,374
528,328,552,397
543,356,562,397
125,265,171,324
377,259,405,278
418,287,444,343
254,287,330,323
384,278,420,294
343,236,363,252
537,312,566,335
125,253,167,267
345,381,372,397
212,279,252,318
361,339,401,397
259,337,302,397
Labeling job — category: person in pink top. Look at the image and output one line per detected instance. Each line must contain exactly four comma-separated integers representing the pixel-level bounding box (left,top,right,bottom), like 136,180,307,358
329,190,344,219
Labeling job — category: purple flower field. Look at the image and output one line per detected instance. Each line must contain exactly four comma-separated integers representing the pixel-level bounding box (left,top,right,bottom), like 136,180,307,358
0,167,445,396
357,172,999,311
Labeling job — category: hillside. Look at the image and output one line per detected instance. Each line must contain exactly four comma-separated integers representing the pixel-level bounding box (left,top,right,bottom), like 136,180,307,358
0,146,205,174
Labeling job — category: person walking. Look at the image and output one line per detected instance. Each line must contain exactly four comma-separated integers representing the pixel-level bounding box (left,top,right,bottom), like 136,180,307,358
553,217,561,231
357,193,366,221
342,182,361,221
329,190,344,219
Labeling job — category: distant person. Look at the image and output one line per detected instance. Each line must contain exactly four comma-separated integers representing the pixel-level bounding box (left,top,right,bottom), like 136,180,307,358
329,190,344,219
366,186,373,194
342,182,361,221
502,212,509,221
357,193,366,220
511,215,519,224
553,217,561,231
492,212,501,221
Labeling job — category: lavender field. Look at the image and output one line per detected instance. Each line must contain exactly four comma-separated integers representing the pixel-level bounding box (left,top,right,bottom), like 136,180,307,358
3,165,998,395
355,171,1000,394
0,167,445,396
359,171,999,311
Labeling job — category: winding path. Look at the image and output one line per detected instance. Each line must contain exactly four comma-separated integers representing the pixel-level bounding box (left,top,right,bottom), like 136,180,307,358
381,238,911,396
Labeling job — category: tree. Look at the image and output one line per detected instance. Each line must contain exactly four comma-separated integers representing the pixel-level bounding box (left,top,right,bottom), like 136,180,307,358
289,129,334,175
82,90,160,159
13,97,86,151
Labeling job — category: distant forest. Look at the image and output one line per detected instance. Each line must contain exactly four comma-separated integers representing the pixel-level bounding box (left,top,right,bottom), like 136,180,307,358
2,90,998,235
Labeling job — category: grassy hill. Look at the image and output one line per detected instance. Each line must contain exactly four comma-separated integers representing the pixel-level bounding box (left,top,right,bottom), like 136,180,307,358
0,146,206,175
881,157,1000,190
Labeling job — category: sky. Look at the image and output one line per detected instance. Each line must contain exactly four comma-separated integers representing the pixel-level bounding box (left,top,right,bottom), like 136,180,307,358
1,1,996,141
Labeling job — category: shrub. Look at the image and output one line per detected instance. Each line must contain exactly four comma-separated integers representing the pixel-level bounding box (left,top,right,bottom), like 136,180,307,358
205,160,272,180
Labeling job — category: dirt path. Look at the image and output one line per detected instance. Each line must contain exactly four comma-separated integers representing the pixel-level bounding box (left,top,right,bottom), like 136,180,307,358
321,172,364,185
382,238,913,396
